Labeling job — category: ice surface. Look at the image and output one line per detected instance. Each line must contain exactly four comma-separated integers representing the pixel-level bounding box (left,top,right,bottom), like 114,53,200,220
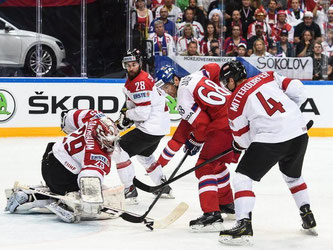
0,136,332,250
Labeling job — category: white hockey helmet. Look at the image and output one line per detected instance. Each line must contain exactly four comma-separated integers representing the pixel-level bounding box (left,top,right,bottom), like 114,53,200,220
93,117,120,153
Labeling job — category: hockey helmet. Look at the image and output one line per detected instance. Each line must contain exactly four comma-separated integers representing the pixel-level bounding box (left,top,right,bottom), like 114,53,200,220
219,60,247,85
122,49,142,69
92,117,120,153
155,65,177,88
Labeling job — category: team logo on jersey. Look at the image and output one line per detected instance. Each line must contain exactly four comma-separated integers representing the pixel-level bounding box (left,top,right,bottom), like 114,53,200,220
90,154,109,165
0,89,16,123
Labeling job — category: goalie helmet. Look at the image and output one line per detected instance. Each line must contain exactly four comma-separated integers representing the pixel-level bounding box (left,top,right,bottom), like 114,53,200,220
92,117,120,153
122,49,142,69
219,60,247,85
155,65,177,88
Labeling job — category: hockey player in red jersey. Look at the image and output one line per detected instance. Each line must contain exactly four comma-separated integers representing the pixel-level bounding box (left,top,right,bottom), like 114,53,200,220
154,63,240,232
5,110,123,223
218,60,317,245
115,49,172,203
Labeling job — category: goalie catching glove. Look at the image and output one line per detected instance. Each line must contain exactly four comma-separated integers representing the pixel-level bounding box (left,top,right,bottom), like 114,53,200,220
184,133,204,156
116,108,134,131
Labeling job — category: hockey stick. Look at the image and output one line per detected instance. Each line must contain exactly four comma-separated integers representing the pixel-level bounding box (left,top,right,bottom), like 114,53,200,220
121,151,190,224
134,147,233,193
14,182,188,230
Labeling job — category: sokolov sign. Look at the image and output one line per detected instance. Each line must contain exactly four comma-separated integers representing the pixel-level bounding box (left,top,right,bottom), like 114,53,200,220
161,55,313,80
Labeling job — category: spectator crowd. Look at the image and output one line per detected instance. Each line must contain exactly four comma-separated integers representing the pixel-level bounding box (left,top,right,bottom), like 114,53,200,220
130,0,333,80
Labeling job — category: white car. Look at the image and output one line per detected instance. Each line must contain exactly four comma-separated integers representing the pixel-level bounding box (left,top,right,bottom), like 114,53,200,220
0,17,66,76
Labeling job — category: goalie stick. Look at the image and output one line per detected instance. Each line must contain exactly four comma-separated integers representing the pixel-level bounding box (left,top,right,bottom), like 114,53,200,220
122,151,190,224
134,148,233,193
14,182,188,230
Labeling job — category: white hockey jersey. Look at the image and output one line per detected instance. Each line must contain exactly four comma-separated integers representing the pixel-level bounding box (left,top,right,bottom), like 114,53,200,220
124,70,170,136
228,71,307,149
53,115,112,185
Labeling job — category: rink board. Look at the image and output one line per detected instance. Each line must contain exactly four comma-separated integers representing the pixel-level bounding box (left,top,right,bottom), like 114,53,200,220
0,78,332,137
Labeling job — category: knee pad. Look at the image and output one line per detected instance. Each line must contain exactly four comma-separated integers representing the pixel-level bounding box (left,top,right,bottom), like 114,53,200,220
233,172,253,192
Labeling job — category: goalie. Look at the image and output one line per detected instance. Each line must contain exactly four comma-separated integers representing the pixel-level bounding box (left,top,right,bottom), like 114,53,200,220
5,110,125,223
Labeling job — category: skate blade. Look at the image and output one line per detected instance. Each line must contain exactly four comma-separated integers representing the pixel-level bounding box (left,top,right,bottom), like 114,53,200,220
190,222,224,232
222,213,236,221
125,197,139,205
159,193,175,199
218,235,253,246
301,227,318,236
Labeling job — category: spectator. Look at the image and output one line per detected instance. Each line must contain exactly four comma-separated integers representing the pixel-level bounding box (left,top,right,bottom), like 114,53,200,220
223,24,247,56
208,8,225,37
237,43,248,56
239,0,256,37
322,30,333,57
201,0,215,16
225,10,243,38
176,0,189,12
321,6,333,40
266,0,278,29
327,56,333,80
156,0,183,24
177,23,200,54
188,0,207,27
269,42,279,56
150,0,165,15
149,6,176,37
177,7,205,40
247,22,274,55
286,0,305,27
132,0,154,40
250,38,272,57
294,11,321,44
149,20,176,56
199,22,220,55
205,39,221,56
180,40,202,55
272,10,294,42
312,42,329,80
287,0,317,12
296,30,314,57
276,29,295,56
207,0,226,18
247,6,272,39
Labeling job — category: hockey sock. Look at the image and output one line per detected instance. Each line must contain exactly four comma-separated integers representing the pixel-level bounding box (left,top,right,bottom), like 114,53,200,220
158,139,183,167
215,164,233,205
282,174,310,209
116,160,135,188
137,155,164,185
233,172,255,221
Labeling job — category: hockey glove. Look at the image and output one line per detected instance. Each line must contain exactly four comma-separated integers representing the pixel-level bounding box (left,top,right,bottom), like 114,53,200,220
184,133,204,156
232,140,244,154
116,108,134,131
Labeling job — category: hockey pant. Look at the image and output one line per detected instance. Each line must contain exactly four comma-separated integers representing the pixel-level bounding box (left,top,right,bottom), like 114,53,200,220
195,129,235,213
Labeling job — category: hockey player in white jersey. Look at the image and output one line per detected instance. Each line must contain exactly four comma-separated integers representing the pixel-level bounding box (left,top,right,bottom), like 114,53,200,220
5,110,124,223
218,60,317,245
115,49,173,203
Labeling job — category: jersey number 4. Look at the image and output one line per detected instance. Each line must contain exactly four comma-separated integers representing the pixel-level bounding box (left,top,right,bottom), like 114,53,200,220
256,92,285,116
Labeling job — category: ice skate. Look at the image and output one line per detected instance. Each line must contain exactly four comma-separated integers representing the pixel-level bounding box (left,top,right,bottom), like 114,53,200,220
300,204,318,236
219,216,253,246
220,202,235,220
153,177,174,199
46,201,80,223
189,211,224,232
124,185,138,205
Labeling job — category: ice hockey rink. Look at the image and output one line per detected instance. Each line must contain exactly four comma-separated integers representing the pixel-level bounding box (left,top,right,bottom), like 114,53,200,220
0,136,332,250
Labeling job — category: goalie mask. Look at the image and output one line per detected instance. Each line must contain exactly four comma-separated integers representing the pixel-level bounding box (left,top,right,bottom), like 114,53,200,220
93,117,120,153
